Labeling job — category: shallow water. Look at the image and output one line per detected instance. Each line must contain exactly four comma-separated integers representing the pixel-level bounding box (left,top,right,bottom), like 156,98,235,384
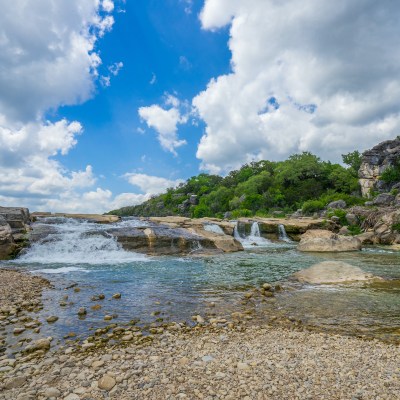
2,217,400,346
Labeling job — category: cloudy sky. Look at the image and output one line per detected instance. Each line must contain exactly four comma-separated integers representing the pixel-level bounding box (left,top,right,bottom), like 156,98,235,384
1,0,399,213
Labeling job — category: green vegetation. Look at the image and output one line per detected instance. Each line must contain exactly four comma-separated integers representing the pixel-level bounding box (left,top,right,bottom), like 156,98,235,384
380,161,400,184
108,152,364,218
392,223,400,233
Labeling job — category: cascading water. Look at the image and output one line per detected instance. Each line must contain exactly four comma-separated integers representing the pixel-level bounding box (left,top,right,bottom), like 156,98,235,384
278,224,292,243
234,221,271,248
16,217,149,266
203,223,225,235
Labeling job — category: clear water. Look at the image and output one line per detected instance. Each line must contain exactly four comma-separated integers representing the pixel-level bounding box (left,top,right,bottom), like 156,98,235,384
234,221,273,248
2,217,400,345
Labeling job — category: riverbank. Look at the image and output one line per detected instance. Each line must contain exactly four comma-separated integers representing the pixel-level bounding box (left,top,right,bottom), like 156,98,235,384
1,320,399,399
1,269,399,399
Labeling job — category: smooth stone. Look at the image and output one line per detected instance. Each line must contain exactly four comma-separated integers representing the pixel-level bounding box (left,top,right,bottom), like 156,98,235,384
46,316,59,323
13,327,26,334
77,307,86,316
112,293,121,299
63,394,80,400
98,375,116,391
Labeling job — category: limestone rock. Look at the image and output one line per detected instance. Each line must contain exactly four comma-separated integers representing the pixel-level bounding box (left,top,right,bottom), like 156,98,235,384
293,261,381,284
359,137,400,197
0,216,17,260
298,230,362,252
372,193,395,206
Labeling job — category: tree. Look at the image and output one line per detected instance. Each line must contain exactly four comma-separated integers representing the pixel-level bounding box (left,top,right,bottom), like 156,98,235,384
342,151,362,174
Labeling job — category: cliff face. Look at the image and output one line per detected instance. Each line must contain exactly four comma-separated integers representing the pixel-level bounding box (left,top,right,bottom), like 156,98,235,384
359,137,400,197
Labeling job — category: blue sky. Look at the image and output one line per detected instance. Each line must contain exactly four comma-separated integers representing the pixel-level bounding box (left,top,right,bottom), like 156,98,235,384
56,0,230,196
1,0,400,212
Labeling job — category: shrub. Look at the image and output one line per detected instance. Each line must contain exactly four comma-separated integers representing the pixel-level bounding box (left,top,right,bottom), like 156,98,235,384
302,200,325,215
392,223,400,233
231,209,253,218
327,209,347,226
380,165,400,184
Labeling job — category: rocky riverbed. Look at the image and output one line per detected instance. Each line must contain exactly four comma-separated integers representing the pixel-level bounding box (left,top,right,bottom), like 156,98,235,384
1,268,400,399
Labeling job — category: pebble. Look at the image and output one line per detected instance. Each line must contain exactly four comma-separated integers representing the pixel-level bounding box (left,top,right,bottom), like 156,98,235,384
77,307,86,316
46,316,59,323
98,374,116,391
44,387,61,398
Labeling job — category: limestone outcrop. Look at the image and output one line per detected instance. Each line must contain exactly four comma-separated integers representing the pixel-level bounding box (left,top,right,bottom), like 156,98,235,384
32,212,120,224
0,207,32,259
297,230,362,252
359,137,400,197
293,261,381,284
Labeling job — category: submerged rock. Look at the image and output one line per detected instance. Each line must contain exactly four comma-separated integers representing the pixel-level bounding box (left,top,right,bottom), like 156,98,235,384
297,230,362,252
293,261,381,284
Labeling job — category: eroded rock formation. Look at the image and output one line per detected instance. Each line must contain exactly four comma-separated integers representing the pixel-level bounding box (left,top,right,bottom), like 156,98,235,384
359,137,400,197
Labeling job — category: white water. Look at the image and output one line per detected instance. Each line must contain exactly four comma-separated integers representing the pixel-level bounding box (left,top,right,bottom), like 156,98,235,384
16,218,149,265
203,223,225,235
278,224,292,242
234,221,271,248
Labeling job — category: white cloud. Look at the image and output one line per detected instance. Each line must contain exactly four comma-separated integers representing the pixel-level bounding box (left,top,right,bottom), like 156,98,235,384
102,0,115,13
150,73,157,85
0,0,117,212
124,173,184,195
194,0,400,173
108,61,124,76
138,96,188,155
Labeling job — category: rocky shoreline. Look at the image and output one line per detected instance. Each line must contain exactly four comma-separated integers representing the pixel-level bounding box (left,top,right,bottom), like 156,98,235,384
1,268,399,399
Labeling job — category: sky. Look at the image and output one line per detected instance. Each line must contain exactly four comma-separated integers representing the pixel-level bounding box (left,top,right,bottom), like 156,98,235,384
1,0,400,213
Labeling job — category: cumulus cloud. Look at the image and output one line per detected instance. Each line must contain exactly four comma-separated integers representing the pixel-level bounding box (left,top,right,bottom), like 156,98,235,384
0,0,117,212
194,0,400,173
138,95,188,155
124,173,184,195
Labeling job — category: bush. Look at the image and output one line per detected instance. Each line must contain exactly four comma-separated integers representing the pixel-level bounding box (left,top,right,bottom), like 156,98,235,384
231,209,253,218
392,223,400,233
327,209,347,226
347,225,362,235
302,200,325,215
380,165,400,184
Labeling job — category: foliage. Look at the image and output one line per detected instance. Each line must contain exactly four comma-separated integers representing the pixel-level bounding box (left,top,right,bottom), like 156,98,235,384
347,225,362,235
380,164,400,184
392,223,400,233
326,209,347,226
342,151,362,175
109,151,364,219
302,200,325,215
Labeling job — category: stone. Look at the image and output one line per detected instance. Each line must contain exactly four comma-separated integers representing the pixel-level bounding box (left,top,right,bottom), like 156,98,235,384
4,376,28,389
297,230,362,252
24,338,51,353
44,387,61,398
346,213,359,226
327,200,347,209
262,283,272,290
98,375,116,391
112,293,121,299
293,261,381,284
338,226,350,235
0,215,17,260
13,327,26,334
63,394,80,400
237,362,251,371
373,193,395,206
104,315,113,321
46,316,59,323
77,307,87,316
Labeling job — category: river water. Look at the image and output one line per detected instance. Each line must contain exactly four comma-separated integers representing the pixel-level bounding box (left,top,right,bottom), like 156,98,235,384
2,217,400,345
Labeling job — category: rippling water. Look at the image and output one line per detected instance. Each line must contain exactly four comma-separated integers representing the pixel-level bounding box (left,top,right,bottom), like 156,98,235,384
2,217,400,344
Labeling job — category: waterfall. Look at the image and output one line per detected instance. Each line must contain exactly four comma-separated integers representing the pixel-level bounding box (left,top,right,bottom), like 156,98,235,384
16,217,148,265
234,221,271,248
203,223,225,235
250,221,261,237
278,224,292,242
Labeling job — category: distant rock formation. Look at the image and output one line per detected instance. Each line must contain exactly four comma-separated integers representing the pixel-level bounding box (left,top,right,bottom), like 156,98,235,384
359,137,400,197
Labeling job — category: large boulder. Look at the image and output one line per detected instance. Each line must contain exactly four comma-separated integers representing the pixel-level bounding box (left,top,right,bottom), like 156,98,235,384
297,230,362,252
293,261,381,284
372,193,395,206
358,137,400,197
327,200,346,209
0,207,31,233
0,216,17,259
